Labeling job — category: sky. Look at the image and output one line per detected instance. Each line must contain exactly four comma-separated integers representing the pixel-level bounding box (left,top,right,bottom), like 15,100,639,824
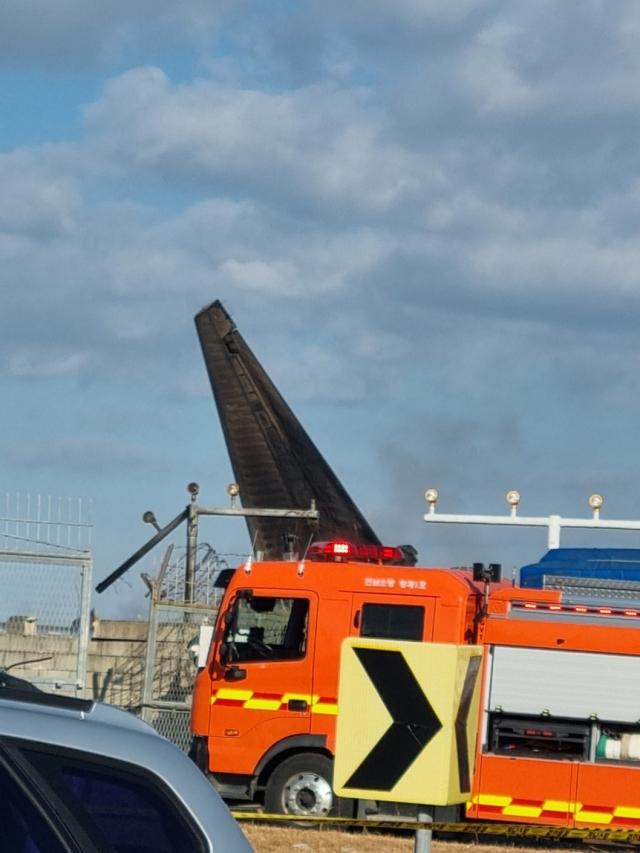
3,0,640,617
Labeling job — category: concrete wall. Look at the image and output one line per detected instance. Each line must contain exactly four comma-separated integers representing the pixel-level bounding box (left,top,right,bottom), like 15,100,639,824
0,616,197,708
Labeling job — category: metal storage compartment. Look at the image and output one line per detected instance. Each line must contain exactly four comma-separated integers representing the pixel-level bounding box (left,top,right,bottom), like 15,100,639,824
488,646,640,723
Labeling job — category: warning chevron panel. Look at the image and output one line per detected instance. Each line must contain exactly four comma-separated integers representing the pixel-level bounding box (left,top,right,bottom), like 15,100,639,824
344,647,443,790
334,638,484,805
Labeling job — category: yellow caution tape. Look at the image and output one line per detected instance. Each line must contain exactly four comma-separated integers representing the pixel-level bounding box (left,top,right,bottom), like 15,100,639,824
231,812,640,842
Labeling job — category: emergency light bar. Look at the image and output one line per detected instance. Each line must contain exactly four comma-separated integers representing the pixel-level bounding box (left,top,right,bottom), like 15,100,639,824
307,540,405,565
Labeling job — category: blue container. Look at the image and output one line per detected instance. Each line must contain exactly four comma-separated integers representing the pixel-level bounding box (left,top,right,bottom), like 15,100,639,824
519,548,640,588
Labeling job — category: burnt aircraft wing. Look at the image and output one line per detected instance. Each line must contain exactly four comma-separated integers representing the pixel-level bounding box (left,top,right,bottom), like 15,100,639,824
195,300,381,559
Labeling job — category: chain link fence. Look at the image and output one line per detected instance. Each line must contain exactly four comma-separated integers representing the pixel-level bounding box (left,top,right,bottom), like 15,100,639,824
0,494,93,695
140,543,230,750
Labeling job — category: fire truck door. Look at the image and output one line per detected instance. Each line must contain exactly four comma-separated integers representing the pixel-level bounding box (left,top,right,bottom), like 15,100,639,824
209,590,317,775
351,594,436,642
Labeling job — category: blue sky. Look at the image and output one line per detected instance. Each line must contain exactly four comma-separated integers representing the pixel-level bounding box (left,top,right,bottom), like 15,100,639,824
3,1,640,616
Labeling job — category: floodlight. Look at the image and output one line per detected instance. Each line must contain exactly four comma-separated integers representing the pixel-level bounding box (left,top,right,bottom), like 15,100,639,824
424,488,439,506
142,511,161,532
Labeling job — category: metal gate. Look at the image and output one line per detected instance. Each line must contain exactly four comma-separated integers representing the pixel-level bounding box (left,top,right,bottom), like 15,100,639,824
140,543,230,750
0,494,93,695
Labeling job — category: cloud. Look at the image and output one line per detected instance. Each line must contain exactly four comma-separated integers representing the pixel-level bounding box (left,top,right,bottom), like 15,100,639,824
0,149,80,238
5,348,91,377
84,68,437,217
0,1,222,68
2,3,640,408
8,436,156,472
458,2,640,117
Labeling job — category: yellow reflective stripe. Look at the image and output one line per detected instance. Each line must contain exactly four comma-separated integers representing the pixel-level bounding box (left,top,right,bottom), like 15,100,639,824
209,688,339,713
503,805,542,818
312,703,338,715
215,688,253,701
576,810,612,825
282,693,316,704
542,800,572,813
474,794,512,807
244,698,281,710
614,806,640,820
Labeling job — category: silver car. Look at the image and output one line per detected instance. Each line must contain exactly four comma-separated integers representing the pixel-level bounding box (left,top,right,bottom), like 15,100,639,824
0,675,253,852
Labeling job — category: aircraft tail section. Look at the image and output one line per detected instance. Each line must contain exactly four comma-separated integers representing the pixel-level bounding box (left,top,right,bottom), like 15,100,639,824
195,300,381,559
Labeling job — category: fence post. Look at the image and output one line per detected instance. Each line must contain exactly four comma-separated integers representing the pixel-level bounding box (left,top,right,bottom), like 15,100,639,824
76,553,93,698
141,584,159,725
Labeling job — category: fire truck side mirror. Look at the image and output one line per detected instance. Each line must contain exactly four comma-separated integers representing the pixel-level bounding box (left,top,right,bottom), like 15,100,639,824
224,666,247,682
473,562,502,583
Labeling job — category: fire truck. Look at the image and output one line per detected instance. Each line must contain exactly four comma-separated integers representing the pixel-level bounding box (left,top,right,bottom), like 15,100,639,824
189,494,640,831
89,298,640,827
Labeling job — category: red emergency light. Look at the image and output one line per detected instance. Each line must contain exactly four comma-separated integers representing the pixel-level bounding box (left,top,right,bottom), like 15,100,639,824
307,540,405,565
512,601,640,620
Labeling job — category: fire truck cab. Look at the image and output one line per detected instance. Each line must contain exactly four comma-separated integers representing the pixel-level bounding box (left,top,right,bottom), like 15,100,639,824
190,542,499,815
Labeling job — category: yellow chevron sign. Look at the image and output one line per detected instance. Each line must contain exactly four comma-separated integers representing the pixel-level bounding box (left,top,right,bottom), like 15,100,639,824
334,639,484,805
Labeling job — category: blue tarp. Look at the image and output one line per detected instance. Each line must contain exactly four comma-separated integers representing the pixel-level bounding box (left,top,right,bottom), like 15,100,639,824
519,548,640,588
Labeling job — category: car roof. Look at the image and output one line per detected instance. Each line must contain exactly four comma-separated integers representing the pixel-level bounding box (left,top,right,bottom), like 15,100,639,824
0,679,252,852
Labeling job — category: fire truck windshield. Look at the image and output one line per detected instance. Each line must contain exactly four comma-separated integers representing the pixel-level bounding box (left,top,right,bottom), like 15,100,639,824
221,596,309,664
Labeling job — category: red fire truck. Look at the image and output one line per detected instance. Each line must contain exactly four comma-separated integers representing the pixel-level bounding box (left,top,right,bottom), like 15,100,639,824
189,532,640,829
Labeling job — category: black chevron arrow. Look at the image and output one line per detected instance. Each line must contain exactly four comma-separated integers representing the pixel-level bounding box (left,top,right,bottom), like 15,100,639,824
345,648,443,791
455,655,482,792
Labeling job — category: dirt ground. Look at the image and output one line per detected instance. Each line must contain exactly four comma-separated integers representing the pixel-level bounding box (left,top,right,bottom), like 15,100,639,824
240,825,569,853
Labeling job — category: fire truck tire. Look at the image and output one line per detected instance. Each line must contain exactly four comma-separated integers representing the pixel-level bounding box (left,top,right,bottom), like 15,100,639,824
264,753,349,817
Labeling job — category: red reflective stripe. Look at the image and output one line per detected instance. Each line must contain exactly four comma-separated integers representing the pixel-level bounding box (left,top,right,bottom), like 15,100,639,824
580,804,614,815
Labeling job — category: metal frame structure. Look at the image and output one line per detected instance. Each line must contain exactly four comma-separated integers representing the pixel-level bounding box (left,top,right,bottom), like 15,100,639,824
423,489,640,550
96,484,320,749
96,483,319,597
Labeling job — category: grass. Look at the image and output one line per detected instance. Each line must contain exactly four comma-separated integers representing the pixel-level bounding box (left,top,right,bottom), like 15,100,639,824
242,823,414,852
240,825,577,853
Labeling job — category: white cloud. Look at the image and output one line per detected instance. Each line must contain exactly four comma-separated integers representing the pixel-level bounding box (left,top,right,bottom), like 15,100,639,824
0,150,80,238
6,348,90,377
84,68,437,215
0,1,222,67
219,259,299,296
458,2,640,117
2,2,640,403
9,435,155,470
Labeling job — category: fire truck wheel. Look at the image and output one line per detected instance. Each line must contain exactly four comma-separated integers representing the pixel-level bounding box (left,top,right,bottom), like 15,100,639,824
264,753,348,817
